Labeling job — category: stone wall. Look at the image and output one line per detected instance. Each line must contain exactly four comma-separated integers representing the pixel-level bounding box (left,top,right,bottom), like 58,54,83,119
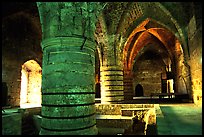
2,58,22,107
2,11,42,107
2,57,42,107
95,104,154,115
95,104,156,135
187,16,202,105
95,104,156,125
133,58,166,96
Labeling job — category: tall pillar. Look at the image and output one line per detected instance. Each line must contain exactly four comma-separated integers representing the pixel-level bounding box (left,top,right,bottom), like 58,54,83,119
37,2,102,135
100,65,124,104
123,69,133,100
40,37,97,135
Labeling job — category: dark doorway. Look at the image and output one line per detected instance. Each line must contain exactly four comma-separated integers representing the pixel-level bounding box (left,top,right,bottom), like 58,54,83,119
161,79,167,93
2,82,8,106
135,84,144,97
95,83,101,98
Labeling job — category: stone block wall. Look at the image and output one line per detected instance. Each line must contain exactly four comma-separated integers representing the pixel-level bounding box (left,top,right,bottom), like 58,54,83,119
95,104,154,114
2,11,42,107
133,59,166,96
187,17,202,105
2,60,22,107
95,104,156,135
95,104,155,124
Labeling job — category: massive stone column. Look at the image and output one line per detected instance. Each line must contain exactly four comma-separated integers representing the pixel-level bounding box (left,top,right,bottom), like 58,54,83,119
100,65,124,104
37,2,101,135
40,38,97,135
99,35,124,104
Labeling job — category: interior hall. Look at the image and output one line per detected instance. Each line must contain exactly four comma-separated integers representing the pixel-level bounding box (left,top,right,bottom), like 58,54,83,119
2,2,202,135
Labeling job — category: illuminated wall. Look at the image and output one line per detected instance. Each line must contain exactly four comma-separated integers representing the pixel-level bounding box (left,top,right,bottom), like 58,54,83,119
20,68,28,106
174,41,190,95
20,60,42,108
27,70,42,106
132,49,167,96
187,15,202,105
100,66,124,104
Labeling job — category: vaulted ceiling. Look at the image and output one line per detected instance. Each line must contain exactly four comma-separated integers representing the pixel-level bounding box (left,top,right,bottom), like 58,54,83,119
94,2,201,70
2,2,201,69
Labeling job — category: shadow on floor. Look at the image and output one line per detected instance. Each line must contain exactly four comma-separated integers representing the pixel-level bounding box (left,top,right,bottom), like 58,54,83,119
122,97,192,104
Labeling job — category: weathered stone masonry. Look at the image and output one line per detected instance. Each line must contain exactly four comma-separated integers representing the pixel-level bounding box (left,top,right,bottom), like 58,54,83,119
37,2,101,135
100,65,124,104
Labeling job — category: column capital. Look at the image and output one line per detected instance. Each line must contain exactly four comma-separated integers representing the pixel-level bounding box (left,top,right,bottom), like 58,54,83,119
37,2,104,40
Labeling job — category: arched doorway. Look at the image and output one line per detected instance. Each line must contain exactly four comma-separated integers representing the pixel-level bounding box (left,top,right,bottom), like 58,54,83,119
135,84,144,97
20,60,42,108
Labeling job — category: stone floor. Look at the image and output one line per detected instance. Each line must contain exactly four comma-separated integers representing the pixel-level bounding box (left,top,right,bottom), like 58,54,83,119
157,103,202,135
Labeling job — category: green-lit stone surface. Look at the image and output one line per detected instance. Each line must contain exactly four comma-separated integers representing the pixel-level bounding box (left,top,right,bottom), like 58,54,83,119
37,2,105,135
41,105,95,117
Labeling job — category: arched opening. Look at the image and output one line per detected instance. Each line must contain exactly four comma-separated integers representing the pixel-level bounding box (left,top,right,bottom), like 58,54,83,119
123,18,187,100
135,84,143,97
20,60,42,108
132,44,168,97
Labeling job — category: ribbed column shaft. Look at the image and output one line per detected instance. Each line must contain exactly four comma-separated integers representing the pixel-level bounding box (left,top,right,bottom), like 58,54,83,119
123,70,133,100
39,37,97,135
100,66,124,104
